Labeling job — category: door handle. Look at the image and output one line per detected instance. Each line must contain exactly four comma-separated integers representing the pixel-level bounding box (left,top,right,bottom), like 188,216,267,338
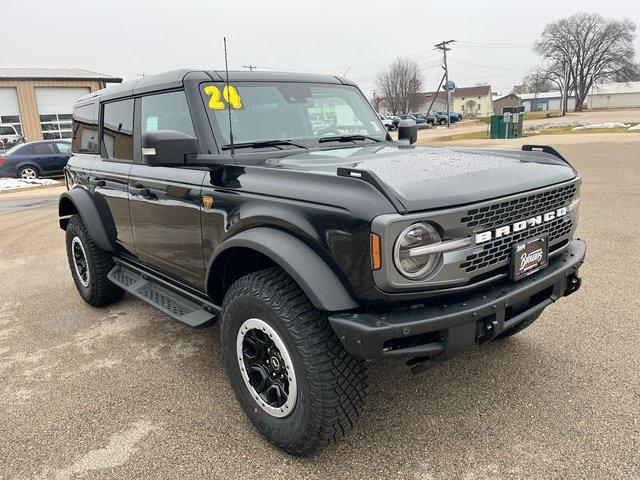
130,184,152,198
88,177,106,187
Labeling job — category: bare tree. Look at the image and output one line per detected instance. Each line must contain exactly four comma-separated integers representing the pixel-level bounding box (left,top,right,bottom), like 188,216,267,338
522,70,554,98
375,57,423,115
370,94,384,113
612,62,640,82
535,13,637,111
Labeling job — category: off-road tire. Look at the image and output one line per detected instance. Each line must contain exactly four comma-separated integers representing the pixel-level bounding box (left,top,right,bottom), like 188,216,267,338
220,267,368,456
493,312,542,340
65,214,124,307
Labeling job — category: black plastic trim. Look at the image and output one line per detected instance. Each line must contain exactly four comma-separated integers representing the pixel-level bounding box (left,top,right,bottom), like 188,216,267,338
328,239,585,361
58,188,115,252
207,227,358,312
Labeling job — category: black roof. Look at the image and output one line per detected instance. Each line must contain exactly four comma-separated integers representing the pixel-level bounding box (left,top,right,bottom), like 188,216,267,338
76,70,352,104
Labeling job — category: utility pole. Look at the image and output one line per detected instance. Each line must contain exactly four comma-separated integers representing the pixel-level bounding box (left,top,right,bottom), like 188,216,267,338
560,60,568,116
242,65,257,71
435,40,455,128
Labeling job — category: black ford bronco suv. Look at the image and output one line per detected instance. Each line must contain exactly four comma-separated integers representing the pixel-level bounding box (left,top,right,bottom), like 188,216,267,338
59,70,585,455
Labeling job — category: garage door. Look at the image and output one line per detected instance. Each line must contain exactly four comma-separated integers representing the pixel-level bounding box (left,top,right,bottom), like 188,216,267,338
0,87,23,134
35,87,90,139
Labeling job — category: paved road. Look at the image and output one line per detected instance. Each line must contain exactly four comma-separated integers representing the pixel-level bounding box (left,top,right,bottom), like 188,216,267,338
0,194,58,213
1,140,639,479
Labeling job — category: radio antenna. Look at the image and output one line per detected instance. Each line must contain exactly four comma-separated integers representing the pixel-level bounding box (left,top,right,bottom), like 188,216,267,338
223,37,235,156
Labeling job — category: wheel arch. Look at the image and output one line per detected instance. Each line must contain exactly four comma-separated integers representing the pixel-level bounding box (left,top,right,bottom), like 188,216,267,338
17,163,40,178
58,188,116,252
207,227,358,312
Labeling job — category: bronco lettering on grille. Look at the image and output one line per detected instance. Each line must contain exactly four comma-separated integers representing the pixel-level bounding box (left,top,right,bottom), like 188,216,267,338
475,207,567,244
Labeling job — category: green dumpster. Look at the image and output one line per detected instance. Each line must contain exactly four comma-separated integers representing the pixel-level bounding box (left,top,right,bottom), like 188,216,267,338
490,112,523,139
490,115,506,139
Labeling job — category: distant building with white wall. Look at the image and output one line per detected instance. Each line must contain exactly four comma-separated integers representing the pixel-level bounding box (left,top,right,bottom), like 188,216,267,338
519,81,640,112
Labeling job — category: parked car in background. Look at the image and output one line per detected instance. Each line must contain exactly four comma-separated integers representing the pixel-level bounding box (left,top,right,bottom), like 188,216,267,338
385,115,401,128
0,140,72,179
399,114,425,125
0,124,25,149
378,114,396,131
432,110,463,125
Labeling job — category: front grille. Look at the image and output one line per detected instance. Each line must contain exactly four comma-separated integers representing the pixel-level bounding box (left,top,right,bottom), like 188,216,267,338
459,183,577,274
461,183,576,230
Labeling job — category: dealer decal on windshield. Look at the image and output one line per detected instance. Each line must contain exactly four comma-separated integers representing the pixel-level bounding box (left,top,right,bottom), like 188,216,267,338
203,85,243,110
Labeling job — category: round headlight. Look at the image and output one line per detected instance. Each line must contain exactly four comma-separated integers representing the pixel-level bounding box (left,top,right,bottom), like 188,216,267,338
394,222,441,279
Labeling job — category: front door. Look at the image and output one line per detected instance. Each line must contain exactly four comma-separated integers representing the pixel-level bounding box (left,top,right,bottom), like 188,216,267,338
128,91,206,288
53,141,73,172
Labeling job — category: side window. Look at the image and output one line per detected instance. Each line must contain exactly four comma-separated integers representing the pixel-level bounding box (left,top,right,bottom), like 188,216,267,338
102,99,134,161
56,142,72,154
72,103,99,154
25,143,56,155
141,91,195,136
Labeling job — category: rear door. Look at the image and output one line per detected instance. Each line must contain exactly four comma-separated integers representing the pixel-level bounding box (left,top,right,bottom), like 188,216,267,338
128,90,206,287
90,98,136,254
25,142,57,174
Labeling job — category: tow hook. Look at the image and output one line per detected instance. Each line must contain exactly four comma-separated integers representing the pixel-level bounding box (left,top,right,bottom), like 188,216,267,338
564,275,582,296
477,317,498,344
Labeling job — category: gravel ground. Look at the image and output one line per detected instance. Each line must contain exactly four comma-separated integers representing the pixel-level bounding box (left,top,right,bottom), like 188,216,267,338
0,139,638,479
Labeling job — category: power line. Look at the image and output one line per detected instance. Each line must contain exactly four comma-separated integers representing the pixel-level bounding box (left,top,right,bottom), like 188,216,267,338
455,41,533,49
448,57,523,71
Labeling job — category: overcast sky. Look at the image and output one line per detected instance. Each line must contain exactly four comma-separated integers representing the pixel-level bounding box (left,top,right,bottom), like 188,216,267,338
10,0,640,96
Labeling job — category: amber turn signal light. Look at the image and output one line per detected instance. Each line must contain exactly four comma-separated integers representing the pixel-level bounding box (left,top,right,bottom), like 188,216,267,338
370,233,382,270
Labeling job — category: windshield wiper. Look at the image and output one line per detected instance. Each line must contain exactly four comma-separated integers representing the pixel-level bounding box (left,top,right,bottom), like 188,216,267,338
317,135,383,144
221,140,308,150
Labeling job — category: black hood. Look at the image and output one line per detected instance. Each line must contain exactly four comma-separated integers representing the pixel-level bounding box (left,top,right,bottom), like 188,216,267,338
263,144,577,212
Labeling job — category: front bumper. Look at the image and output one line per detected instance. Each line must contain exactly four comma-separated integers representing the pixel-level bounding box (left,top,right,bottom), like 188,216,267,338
329,239,585,368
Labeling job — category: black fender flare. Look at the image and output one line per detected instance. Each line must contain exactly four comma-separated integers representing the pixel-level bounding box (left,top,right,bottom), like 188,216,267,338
58,188,116,252
208,227,358,312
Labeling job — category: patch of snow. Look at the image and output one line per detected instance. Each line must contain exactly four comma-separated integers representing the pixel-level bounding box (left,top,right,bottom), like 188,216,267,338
628,124,640,131
572,122,630,130
0,178,59,191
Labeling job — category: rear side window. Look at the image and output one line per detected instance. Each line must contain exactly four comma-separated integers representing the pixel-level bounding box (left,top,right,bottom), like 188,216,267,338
0,126,16,135
102,99,134,161
72,103,99,154
25,143,56,155
56,142,72,154
141,91,194,136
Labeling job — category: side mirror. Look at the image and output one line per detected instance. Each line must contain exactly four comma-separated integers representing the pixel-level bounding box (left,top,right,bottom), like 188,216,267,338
141,130,198,167
397,119,418,145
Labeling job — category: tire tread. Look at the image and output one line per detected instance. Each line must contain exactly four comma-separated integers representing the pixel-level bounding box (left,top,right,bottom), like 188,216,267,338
222,267,368,455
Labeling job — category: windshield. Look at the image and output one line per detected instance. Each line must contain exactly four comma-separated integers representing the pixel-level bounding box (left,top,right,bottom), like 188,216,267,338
201,82,385,148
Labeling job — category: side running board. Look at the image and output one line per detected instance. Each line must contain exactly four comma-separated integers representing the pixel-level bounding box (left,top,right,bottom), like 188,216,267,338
107,264,218,328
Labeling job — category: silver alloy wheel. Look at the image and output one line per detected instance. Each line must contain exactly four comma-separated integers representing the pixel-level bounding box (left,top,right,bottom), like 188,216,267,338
236,318,297,418
71,236,90,287
20,167,37,179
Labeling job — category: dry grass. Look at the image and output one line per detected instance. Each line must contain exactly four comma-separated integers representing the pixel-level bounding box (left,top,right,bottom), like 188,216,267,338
437,123,639,141
532,124,639,136
436,130,491,142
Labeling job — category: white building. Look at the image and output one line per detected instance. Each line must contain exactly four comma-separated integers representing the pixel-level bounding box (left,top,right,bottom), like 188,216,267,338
519,81,640,112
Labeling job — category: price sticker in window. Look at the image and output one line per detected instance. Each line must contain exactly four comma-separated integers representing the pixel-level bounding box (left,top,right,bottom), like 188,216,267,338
203,85,243,110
